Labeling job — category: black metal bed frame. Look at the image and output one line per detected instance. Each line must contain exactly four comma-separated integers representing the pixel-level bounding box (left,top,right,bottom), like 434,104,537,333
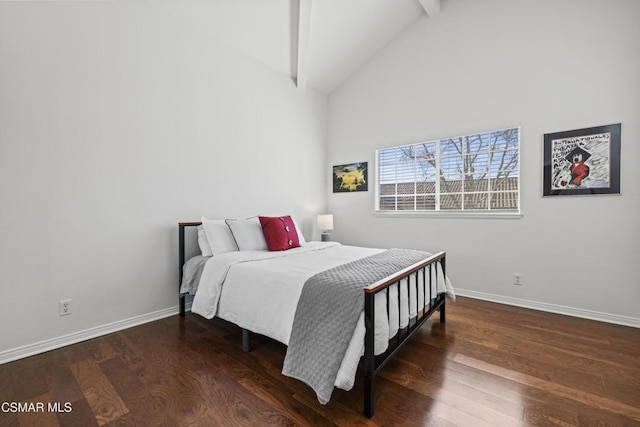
178,221,446,418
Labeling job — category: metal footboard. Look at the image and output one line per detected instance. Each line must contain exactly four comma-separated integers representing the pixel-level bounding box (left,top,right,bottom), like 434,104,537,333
363,251,446,418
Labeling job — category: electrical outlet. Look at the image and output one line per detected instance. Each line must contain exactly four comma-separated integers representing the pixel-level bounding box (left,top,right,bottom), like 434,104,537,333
513,273,522,286
59,299,72,316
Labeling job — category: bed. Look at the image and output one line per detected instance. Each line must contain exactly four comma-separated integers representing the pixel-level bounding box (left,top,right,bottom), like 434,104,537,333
178,217,454,418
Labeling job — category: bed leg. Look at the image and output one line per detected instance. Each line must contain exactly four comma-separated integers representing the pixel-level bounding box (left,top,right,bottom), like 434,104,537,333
364,292,375,418
242,329,251,353
438,256,446,323
178,223,186,318
364,370,375,418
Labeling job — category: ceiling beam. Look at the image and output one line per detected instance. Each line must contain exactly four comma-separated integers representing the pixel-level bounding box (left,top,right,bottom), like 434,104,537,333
418,0,440,17
295,0,312,91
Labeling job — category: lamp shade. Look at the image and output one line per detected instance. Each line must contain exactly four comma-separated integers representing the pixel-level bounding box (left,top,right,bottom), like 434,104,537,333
317,214,334,231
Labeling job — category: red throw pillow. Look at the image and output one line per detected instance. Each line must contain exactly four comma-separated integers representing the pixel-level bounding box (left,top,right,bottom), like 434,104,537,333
259,216,301,251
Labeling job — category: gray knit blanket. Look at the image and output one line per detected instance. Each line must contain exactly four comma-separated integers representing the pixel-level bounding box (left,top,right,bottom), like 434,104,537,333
282,248,432,404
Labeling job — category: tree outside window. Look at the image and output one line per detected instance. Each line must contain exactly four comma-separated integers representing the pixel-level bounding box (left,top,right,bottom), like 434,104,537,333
377,127,520,212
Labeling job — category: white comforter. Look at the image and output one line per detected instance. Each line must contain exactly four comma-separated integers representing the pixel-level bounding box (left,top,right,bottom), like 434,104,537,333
190,241,453,392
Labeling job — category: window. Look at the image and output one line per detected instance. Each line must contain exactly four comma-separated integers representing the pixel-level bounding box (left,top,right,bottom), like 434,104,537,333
376,127,520,214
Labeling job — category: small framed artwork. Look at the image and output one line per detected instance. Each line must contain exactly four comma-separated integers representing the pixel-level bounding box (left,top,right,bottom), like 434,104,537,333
333,162,368,193
543,123,621,196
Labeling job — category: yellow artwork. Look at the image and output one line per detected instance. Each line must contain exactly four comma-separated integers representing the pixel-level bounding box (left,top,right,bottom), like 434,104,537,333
333,162,368,192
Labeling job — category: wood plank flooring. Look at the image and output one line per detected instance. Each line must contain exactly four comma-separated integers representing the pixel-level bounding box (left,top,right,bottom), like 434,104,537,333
1,296,639,426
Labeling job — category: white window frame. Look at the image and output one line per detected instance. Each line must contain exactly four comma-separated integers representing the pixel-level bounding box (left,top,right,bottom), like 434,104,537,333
375,127,522,218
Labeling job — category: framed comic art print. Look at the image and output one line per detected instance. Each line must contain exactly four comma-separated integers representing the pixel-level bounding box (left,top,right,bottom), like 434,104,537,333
543,123,621,196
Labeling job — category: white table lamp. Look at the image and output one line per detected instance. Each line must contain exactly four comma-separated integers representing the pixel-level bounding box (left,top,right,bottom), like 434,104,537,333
317,214,334,241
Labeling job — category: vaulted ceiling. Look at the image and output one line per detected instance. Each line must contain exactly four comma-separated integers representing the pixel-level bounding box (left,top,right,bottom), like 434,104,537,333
156,0,441,94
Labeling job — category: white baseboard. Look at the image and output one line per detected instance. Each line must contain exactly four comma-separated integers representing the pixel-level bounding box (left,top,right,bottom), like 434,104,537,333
456,289,640,328
3,292,637,365
0,302,193,365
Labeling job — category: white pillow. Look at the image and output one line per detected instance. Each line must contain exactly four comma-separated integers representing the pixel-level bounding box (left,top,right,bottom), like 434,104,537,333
226,216,268,251
197,225,213,257
201,217,239,255
292,218,306,245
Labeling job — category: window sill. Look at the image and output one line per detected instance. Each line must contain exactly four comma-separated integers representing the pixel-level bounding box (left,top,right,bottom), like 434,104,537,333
373,210,523,219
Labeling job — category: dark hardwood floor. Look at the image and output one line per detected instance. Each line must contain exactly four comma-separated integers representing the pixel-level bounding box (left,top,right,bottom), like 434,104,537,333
1,296,639,426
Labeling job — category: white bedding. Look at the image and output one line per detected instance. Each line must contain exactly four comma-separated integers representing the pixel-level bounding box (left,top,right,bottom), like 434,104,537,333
190,241,454,393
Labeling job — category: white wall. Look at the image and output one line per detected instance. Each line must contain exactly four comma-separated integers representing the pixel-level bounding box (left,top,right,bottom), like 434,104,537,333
328,0,640,323
0,2,327,358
